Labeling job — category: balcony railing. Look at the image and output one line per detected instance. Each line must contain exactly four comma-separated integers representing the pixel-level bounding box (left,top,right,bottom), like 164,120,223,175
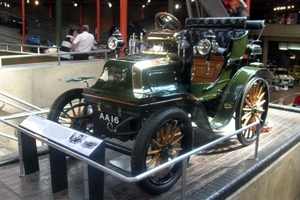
0,42,112,70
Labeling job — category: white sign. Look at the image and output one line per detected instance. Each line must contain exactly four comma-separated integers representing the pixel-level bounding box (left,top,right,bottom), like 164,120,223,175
20,115,103,156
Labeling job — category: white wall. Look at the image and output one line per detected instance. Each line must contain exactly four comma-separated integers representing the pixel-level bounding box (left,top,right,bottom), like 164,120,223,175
0,59,105,142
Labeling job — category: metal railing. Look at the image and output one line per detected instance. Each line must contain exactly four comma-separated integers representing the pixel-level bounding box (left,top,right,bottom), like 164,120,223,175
0,42,112,70
0,89,262,200
0,90,49,141
1,115,261,200
269,103,300,113
0,42,56,54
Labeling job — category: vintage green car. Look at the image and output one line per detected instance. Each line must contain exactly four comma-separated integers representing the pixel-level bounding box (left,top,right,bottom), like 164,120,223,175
48,12,276,194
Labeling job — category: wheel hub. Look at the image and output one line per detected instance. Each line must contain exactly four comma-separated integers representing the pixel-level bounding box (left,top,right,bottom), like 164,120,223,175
161,143,176,160
251,105,258,114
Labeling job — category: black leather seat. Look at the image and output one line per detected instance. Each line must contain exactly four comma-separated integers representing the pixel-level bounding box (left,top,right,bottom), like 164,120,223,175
185,17,247,29
184,17,249,56
184,17,264,49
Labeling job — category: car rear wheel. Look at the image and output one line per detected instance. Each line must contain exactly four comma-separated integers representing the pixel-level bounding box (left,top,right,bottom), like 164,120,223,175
235,77,269,146
47,88,93,133
131,107,193,195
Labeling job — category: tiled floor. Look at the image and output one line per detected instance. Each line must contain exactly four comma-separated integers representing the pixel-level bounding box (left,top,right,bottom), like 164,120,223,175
0,87,300,200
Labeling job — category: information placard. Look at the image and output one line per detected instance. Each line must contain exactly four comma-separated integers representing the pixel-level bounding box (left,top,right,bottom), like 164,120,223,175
20,115,103,156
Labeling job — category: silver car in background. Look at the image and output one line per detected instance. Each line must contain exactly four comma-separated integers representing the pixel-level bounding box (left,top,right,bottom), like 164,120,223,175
267,67,294,90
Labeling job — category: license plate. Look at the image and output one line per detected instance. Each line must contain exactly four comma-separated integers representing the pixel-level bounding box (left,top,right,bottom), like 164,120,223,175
99,112,121,125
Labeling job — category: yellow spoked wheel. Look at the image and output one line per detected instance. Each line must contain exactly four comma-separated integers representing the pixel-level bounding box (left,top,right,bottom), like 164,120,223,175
131,107,193,195
236,78,269,146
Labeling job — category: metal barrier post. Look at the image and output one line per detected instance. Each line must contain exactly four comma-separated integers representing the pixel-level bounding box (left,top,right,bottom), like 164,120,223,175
83,163,90,200
254,123,261,160
57,53,61,66
49,146,68,193
20,131,39,174
87,141,105,200
17,130,25,177
181,157,188,200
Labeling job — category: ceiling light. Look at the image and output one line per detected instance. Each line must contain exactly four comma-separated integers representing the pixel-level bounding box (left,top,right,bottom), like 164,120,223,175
274,4,295,11
144,0,150,6
278,42,288,50
35,1,39,5
288,43,300,50
72,1,78,7
279,42,300,50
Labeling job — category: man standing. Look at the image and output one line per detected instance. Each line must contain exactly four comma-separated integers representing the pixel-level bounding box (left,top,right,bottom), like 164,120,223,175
72,25,95,60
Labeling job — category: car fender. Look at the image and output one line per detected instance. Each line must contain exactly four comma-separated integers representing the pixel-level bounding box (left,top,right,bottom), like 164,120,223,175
210,66,275,130
181,93,214,133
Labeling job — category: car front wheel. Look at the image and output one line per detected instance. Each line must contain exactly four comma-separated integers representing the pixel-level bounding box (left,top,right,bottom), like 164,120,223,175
131,107,193,195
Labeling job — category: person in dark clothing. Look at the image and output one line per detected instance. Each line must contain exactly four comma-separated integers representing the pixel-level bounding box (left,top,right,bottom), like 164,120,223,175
59,28,78,61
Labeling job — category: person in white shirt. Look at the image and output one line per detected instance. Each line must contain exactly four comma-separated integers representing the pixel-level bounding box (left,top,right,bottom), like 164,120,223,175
72,25,95,60
59,28,78,61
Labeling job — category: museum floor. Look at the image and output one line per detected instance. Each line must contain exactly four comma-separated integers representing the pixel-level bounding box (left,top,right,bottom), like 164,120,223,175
0,86,299,200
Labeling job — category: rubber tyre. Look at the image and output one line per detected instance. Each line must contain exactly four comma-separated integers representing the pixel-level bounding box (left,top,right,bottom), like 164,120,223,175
131,107,193,195
235,77,269,146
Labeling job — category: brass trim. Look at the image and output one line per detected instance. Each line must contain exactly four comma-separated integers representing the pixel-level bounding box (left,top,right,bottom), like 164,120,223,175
83,93,182,107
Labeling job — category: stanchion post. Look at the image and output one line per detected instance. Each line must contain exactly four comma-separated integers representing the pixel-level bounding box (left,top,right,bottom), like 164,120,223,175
49,146,68,193
20,132,39,175
254,123,261,160
17,130,25,177
87,141,105,200
83,163,89,200
181,157,187,200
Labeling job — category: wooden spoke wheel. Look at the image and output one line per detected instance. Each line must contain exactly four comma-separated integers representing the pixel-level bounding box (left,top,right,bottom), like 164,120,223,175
235,77,269,146
47,88,93,134
131,107,193,195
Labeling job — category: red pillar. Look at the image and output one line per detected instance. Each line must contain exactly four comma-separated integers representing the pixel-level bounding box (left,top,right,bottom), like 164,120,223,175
120,0,128,56
141,7,144,19
79,4,83,30
110,7,114,27
48,5,52,18
22,0,26,51
96,0,101,43
246,0,250,15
